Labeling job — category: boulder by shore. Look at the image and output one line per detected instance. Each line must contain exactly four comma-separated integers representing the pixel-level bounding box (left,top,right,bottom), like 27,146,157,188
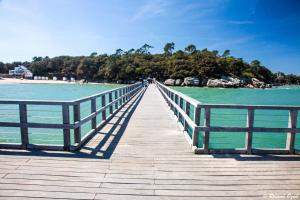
163,76,273,89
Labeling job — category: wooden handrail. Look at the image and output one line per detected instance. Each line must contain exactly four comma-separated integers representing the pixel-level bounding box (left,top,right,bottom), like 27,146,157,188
0,82,143,151
155,80,300,155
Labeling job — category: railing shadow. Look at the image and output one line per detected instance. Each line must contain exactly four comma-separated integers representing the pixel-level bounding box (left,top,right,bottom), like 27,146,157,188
0,87,146,159
80,87,146,159
212,153,300,161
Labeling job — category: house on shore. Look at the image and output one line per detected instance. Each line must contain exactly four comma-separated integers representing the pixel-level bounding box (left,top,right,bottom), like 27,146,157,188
9,65,33,79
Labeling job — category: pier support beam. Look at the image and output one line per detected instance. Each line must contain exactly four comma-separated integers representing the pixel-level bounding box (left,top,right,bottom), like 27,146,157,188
19,103,28,149
246,108,254,154
286,109,298,154
203,107,211,154
62,104,70,151
74,103,81,143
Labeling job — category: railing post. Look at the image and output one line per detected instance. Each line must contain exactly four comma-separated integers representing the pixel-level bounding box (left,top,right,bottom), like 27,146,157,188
119,89,122,106
73,103,81,143
286,109,298,154
109,92,113,115
128,87,131,99
246,108,254,154
204,107,211,154
184,102,191,131
166,90,171,106
178,97,183,123
91,98,96,129
192,106,201,147
122,88,126,103
62,104,70,151
129,86,132,98
170,92,174,112
115,90,118,110
168,91,171,107
174,94,178,117
101,95,106,121
19,103,28,149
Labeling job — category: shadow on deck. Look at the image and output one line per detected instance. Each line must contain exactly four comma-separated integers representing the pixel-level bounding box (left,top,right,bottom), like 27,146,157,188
0,87,146,159
212,153,300,161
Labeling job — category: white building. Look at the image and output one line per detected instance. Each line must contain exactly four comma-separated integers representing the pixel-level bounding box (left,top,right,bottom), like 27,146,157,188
9,65,33,78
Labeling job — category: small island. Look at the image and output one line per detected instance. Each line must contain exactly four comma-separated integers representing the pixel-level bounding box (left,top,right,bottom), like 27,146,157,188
0,43,299,88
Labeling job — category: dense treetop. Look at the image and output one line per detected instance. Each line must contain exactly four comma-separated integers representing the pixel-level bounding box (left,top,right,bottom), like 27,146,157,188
0,43,299,84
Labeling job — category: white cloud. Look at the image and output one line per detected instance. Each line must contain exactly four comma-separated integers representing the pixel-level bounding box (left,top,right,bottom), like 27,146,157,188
129,0,169,22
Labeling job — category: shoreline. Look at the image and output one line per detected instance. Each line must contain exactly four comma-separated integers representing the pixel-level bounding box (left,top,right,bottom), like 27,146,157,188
0,78,73,84
0,78,297,88
0,78,118,85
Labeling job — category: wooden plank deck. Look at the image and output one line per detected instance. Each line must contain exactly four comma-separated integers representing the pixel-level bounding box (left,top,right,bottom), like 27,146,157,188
0,84,300,199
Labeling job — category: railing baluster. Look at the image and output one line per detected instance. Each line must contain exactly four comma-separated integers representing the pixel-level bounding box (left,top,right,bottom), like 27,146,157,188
204,107,211,153
19,103,28,149
91,98,96,130
286,109,298,154
126,87,128,100
192,106,200,147
170,92,174,112
122,88,126,103
62,104,70,151
124,88,127,101
246,108,254,154
130,86,133,98
178,97,183,123
175,94,178,118
73,103,81,143
184,102,190,131
115,91,118,110
101,95,106,121
119,89,122,106
109,92,113,115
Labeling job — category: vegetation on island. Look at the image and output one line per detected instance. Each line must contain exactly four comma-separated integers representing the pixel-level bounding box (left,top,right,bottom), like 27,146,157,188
0,43,299,85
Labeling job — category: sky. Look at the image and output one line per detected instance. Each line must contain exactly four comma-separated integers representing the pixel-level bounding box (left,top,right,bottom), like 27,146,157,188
0,0,299,74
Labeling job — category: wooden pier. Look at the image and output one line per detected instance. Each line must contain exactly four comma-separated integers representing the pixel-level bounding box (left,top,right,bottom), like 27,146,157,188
0,84,300,199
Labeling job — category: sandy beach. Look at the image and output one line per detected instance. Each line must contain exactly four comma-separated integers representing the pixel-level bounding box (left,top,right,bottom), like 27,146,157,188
0,78,76,84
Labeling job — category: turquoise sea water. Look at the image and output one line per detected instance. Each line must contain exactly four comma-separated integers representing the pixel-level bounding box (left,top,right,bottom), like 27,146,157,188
173,85,300,150
1,83,300,150
0,83,120,145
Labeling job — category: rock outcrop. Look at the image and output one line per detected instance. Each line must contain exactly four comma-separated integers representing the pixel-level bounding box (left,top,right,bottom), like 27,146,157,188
164,76,272,88
251,78,272,88
207,76,241,88
183,77,200,86
175,79,182,86
164,79,175,86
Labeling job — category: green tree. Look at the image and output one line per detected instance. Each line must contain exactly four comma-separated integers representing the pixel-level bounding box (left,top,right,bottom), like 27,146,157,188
1,43,292,85
164,42,175,55
90,52,97,57
115,49,124,56
184,44,196,54
0,62,6,73
222,50,230,58
136,44,153,54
